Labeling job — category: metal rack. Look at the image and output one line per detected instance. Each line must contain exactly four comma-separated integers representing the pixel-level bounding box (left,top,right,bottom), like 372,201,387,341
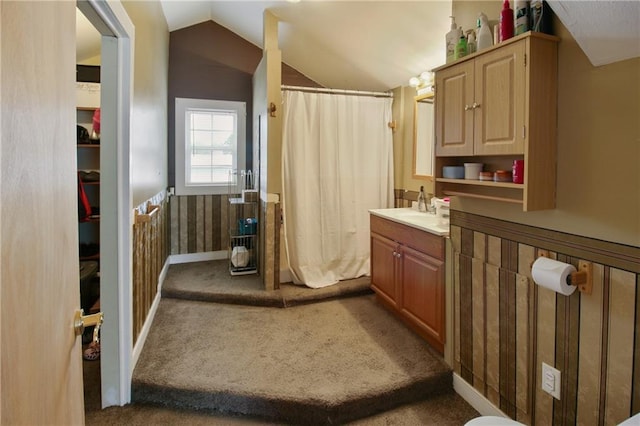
228,170,258,276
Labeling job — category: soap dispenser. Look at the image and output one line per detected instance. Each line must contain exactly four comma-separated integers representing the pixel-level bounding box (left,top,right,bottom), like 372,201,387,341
445,16,462,63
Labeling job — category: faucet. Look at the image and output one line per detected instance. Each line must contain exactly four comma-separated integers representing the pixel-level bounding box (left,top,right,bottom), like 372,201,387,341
417,186,427,212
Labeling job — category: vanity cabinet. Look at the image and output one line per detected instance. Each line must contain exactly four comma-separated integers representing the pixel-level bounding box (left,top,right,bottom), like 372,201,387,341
370,214,445,353
433,31,559,211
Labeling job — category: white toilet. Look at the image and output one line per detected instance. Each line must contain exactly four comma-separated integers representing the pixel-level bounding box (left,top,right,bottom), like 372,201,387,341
465,416,525,426
467,412,640,426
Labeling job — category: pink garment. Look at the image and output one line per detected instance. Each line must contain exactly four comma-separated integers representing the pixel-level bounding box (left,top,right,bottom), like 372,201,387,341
92,108,101,134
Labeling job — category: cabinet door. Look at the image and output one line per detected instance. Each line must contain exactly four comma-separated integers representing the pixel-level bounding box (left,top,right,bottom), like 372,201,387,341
400,245,444,352
435,60,474,157
474,41,526,155
370,232,399,307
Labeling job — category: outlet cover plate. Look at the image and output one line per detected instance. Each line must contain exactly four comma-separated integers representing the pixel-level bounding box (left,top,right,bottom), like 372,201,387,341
542,362,561,400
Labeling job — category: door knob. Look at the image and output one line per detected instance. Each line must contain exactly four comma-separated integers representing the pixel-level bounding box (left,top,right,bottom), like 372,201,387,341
75,309,104,345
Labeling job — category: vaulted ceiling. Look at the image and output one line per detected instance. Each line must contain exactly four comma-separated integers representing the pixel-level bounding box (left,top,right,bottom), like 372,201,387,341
159,1,452,92
77,1,640,92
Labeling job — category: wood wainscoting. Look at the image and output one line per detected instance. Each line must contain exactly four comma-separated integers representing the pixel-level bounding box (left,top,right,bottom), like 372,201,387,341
449,210,640,425
133,197,168,345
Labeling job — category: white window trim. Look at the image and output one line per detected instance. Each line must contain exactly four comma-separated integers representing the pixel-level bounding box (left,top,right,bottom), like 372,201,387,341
175,97,246,195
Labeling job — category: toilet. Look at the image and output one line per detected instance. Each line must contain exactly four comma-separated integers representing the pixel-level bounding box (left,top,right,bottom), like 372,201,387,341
467,412,640,425
465,416,525,426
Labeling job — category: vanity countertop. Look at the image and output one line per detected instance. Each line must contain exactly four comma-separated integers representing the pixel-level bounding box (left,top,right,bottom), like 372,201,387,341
369,208,449,237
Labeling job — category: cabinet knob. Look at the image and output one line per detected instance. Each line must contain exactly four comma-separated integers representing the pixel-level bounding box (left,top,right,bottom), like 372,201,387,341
472,102,480,109
464,104,472,111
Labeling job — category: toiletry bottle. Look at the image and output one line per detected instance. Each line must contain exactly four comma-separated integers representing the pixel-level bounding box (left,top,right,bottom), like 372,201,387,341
446,16,462,63
466,30,477,54
499,0,514,42
514,0,530,35
477,12,493,51
417,186,427,212
455,33,467,60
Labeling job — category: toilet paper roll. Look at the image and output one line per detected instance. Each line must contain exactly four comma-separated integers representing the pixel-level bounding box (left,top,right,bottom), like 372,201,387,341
531,257,577,296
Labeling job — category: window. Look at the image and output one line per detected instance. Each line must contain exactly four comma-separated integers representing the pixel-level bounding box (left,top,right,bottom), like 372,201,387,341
175,98,246,195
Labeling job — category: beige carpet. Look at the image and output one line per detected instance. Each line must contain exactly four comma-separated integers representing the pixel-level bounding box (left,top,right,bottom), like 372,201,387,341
85,260,480,425
162,260,373,307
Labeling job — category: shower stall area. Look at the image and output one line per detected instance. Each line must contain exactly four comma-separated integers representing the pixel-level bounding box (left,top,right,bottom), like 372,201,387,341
280,86,395,289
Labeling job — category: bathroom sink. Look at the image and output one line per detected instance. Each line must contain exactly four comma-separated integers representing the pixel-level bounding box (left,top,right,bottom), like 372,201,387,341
394,210,429,217
369,208,449,236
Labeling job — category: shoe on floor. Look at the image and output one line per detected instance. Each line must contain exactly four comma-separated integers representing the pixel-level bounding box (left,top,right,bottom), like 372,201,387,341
83,342,100,361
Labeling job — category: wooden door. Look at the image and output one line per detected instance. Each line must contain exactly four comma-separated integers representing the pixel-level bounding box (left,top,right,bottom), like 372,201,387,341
474,40,526,155
370,233,399,308
435,60,475,157
1,2,85,424
400,246,445,353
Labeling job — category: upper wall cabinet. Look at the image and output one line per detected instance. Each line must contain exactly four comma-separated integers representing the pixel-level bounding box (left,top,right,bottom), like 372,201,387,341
433,32,559,211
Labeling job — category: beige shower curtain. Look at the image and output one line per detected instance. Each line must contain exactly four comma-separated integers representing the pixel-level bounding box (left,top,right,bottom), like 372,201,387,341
281,89,394,288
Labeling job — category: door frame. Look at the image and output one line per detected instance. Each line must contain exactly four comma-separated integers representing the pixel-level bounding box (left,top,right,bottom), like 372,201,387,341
76,0,134,407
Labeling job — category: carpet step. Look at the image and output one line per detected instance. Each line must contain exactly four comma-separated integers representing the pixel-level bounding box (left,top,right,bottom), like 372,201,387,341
162,260,373,308
132,295,454,424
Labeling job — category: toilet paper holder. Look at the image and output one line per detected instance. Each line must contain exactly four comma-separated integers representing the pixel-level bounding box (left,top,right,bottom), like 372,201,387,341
535,251,593,295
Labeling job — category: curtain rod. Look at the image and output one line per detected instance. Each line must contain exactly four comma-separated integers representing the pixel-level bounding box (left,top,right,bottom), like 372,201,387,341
281,85,393,98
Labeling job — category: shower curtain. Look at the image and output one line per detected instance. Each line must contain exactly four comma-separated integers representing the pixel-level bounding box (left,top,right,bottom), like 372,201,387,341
281,90,394,288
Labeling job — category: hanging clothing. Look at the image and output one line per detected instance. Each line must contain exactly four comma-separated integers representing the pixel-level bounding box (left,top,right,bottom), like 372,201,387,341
78,173,92,222
281,90,394,288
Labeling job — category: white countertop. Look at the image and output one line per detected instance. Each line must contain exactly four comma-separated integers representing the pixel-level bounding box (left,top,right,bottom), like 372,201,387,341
369,208,450,236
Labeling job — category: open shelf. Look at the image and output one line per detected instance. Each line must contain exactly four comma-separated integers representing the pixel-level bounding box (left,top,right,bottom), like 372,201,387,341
436,178,523,189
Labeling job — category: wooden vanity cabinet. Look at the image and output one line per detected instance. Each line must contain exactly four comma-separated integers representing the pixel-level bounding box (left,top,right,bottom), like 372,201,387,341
370,214,445,353
433,31,559,211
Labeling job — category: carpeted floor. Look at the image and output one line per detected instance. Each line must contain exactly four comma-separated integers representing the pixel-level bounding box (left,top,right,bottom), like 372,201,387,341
162,260,373,307
84,260,479,425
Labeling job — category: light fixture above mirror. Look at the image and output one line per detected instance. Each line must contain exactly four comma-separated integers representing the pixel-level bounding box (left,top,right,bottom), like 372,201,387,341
409,71,434,96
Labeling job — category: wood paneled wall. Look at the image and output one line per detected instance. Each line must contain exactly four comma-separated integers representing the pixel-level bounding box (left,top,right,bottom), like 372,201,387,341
132,196,168,344
169,194,254,255
394,188,418,208
169,194,228,255
450,211,640,425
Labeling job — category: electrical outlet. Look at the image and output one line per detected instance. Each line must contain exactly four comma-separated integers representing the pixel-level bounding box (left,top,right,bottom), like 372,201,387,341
542,362,561,400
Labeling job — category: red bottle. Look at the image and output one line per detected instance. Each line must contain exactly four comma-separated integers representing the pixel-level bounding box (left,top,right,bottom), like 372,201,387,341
500,0,514,42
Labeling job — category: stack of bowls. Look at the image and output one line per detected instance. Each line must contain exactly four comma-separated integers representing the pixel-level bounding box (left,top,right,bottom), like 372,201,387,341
443,166,465,179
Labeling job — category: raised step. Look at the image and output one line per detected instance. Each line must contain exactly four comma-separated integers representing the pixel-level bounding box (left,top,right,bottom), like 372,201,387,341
162,260,373,307
132,295,453,424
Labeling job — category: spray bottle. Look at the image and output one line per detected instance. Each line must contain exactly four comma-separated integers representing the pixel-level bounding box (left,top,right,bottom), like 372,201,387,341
476,12,493,51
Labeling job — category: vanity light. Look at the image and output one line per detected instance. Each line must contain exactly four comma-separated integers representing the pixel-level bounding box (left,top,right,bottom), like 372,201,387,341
409,71,435,94
420,71,434,87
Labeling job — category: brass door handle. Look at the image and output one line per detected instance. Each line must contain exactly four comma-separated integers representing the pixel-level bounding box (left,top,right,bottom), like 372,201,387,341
75,309,104,345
